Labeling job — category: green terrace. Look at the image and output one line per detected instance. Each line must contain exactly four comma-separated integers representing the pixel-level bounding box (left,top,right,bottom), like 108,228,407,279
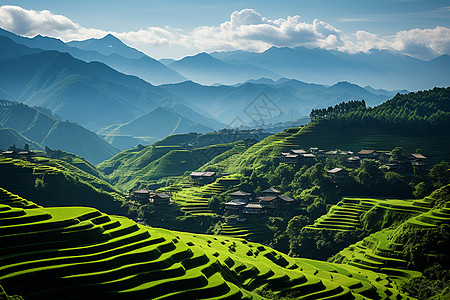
171,174,240,216
332,201,450,282
0,188,414,299
306,197,432,232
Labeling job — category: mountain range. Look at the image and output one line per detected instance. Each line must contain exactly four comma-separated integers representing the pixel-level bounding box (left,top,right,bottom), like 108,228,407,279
2,27,448,91
0,28,186,85
0,100,119,164
98,106,218,150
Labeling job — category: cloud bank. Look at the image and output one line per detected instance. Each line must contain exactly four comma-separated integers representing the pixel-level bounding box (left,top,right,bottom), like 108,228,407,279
0,5,448,60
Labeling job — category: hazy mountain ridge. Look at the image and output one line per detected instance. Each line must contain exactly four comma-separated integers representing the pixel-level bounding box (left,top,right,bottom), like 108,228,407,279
211,46,450,90
160,79,392,125
0,100,119,164
0,37,186,131
98,106,215,150
0,28,186,85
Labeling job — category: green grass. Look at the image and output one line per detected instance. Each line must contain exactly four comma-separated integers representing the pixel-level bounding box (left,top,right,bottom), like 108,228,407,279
0,189,414,299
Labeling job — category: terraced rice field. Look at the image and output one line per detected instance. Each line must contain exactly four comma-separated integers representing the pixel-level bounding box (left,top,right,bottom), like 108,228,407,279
219,224,270,242
0,188,414,299
172,174,240,216
306,197,432,232
332,201,450,282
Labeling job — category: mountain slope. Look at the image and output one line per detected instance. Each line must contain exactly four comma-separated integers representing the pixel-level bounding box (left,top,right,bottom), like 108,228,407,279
0,38,182,130
0,28,186,85
0,100,119,164
98,106,215,150
169,52,280,85
67,33,145,59
161,79,390,124
0,127,43,151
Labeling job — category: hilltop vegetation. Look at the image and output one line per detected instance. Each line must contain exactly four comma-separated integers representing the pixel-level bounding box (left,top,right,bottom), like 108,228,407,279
0,154,124,215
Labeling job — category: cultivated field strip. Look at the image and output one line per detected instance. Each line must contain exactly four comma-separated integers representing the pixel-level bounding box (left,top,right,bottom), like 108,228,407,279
0,188,413,299
172,174,240,215
306,197,432,232
332,200,450,281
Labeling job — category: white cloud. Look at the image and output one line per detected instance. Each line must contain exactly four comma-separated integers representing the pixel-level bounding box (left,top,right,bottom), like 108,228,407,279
0,5,448,60
191,9,345,52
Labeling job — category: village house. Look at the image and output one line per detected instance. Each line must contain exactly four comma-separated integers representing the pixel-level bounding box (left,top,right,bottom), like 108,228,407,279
225,190,252,214
327,167,350,180
258,194,295,217
242,203,265,215
190,171,217,184
150,192,171,205
357,150,379,159
1,150,17,158
262,187,281,197
229,190,252,202
346,156,361,167
132,189,150,204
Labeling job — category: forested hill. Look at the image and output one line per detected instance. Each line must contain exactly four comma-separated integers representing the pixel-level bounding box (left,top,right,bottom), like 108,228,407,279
310,87,450,133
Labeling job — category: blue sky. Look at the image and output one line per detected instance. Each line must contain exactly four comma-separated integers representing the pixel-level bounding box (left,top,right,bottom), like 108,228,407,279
0,0,449,59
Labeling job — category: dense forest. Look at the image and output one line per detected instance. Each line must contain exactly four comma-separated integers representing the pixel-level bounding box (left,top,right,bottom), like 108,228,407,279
310,87,450,133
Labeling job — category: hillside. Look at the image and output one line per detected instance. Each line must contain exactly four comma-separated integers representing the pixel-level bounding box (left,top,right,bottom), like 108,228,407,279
98,130,270,191
0,37,181,131
0,100,119,164
0,154,124,214
98,107,215,150
0,127,43,152
160,79,390,124
216,88,450,174
0,28,186,85
0,188,414,300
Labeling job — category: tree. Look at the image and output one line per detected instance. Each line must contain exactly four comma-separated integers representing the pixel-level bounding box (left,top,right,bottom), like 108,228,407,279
391,146,409,161
413,182,430,199
429,162,450,188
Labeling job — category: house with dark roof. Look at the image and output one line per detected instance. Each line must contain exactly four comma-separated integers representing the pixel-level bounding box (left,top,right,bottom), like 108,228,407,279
225,190,252,214
257,193,295,217
262,187,281,197
190,171,217,184
132,189,150,203
243,203,264,215
346,156,361,167
357,150,379,159
229,190,252,202
327,168,350,179
150,192,171,205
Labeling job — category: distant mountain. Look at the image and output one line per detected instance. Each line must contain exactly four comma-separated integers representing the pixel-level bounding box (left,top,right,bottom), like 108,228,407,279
0,100,119,164
0,127,43,151
0,28,186,85
98,106,214,150
67,34,145,59
161,79,391,124
168,52,280,85
213,46,450,91
0,37,182,130
0,35,41,60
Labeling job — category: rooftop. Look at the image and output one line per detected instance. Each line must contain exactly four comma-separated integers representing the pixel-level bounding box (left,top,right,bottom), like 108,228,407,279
229,190,251,197
262,187,281,194
358,150,376,155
